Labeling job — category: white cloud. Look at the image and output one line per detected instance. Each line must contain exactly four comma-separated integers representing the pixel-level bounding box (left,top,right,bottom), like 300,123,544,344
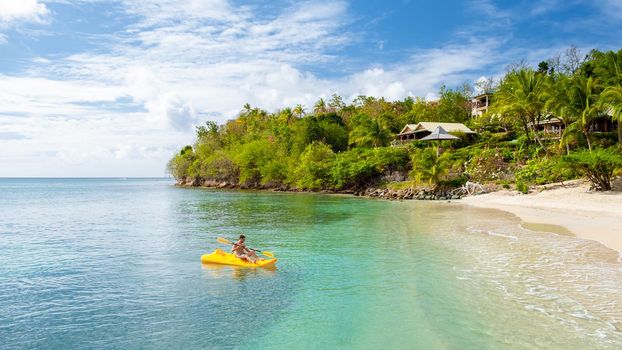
0,0,512,176
0,0,49,24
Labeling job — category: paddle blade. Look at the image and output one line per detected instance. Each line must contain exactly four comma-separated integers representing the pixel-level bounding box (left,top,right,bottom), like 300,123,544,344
261,251,275,258
217,237,232,245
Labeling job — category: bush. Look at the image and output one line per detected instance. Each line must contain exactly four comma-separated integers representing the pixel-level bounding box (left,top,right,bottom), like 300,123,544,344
465,147,512,182
330,147,409,189
515,156,577,188
516,181,529,194
204,150,239,182
409,147,448,188
562,148,622,191
294,142,336,190
592,132,618,149
167,145,195,181
234,139,279,184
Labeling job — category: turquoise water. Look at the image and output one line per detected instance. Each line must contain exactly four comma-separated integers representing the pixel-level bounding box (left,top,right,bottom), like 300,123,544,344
1,178,622,349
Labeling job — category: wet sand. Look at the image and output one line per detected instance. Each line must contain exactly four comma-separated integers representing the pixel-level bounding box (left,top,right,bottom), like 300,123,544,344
462,180,622,253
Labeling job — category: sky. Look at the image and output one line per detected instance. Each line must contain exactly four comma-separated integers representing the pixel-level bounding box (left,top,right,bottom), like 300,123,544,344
1,0,621,177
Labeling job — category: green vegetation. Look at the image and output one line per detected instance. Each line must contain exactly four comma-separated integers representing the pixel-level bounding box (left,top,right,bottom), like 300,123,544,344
562,148,622,191
169,47,622,193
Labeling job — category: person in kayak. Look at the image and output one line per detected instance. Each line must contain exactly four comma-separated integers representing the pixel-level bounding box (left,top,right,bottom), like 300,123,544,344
231,234,262,263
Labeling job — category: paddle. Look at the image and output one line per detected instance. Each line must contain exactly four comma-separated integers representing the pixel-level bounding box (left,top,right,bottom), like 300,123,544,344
216,237,275,258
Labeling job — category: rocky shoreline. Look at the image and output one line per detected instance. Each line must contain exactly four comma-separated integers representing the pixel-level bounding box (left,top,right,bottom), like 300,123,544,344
176,178,466,201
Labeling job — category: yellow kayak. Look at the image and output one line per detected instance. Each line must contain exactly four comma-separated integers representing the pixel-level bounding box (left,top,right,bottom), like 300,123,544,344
201,249,277,268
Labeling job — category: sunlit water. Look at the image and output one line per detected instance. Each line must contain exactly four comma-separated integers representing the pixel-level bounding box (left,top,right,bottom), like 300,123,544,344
1,178,621,349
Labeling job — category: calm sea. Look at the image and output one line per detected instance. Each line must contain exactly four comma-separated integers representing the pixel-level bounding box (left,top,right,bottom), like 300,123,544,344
1,178,621,349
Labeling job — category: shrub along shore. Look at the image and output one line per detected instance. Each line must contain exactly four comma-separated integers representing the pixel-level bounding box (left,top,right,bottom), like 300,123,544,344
169,47,622,198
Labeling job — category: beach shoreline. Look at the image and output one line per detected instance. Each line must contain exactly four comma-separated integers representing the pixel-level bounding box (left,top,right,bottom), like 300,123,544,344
461,180,622,253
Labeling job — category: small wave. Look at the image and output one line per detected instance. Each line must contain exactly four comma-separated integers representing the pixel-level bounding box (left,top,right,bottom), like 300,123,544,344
487,231,518,240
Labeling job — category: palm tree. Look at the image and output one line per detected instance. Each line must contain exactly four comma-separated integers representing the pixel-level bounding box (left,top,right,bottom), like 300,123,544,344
492,69,550,149
349,116,390,148
546,74,576,154
242,103,252,115
554,75,603,151
280,107,294,124
600,86,622,148
594,50,622,147
293,104,306,119
313,98,327,115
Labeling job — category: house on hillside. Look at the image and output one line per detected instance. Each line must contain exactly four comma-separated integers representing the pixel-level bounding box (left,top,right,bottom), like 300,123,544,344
471,93,492,118
392,122,477,146
533,117,565,139
533,115,617,139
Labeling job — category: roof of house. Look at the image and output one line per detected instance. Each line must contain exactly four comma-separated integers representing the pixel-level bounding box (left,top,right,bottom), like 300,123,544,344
398,122,476,135
472,92,493,100
419,126,461,140
535,117,564,125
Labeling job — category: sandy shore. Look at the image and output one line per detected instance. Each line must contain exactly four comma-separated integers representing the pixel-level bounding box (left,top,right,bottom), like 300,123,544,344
461,180,622,252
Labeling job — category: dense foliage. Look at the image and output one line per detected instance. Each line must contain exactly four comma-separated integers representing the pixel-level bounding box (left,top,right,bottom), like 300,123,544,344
562,148,622,191
168,89,468,190
169,47,622,193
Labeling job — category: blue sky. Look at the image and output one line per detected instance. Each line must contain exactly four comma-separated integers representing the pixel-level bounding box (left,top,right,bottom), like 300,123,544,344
1,0,621,177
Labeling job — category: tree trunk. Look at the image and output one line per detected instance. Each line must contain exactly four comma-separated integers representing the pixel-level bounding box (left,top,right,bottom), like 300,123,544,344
584,130,592,151
533,113,546,150
563,122,570,155
529,115,546,150
521,118,532,143
618,121,622,149
533,130,546,149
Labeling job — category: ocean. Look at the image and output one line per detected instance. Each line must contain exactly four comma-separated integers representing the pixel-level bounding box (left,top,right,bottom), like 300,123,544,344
1,178,621,349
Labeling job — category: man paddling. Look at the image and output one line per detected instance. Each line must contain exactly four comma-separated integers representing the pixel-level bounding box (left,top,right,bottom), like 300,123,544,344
231,234,262,263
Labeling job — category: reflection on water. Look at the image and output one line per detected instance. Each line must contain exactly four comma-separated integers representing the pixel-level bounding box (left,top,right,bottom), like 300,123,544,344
201,263,277,281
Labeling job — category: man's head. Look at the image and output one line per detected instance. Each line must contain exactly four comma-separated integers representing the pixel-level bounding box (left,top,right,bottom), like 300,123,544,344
239,234,246,242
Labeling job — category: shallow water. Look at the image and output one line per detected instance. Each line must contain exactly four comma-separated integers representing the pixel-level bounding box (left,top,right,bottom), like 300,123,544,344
1,178,621,349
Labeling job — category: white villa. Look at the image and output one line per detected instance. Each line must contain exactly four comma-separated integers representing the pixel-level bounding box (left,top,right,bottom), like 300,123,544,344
471,93,492,118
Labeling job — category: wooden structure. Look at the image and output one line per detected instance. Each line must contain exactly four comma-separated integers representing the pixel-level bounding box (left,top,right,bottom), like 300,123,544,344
392,122,476,146
533,116,617,139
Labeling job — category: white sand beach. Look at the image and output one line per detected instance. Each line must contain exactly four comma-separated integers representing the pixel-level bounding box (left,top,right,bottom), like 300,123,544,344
462,180,622,252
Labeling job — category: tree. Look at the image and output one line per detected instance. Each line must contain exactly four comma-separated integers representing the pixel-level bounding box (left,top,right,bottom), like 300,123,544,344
409,147,448,190
475,76,496,94
562,46,585,75
561,75,603,151
600,86,622,148
328,94,345,112
293,104,306,119
313,98,327,115
436,86,471,123
562,148,622,191
492,69,550,149
593,50,622,147
167,145,196,181
348,114,391,148
546,74,576,154
242,103,252,115
294,142,335,190
279,107,295,125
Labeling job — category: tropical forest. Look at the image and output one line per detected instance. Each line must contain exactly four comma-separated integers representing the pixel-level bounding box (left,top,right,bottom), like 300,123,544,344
168,48,622,195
